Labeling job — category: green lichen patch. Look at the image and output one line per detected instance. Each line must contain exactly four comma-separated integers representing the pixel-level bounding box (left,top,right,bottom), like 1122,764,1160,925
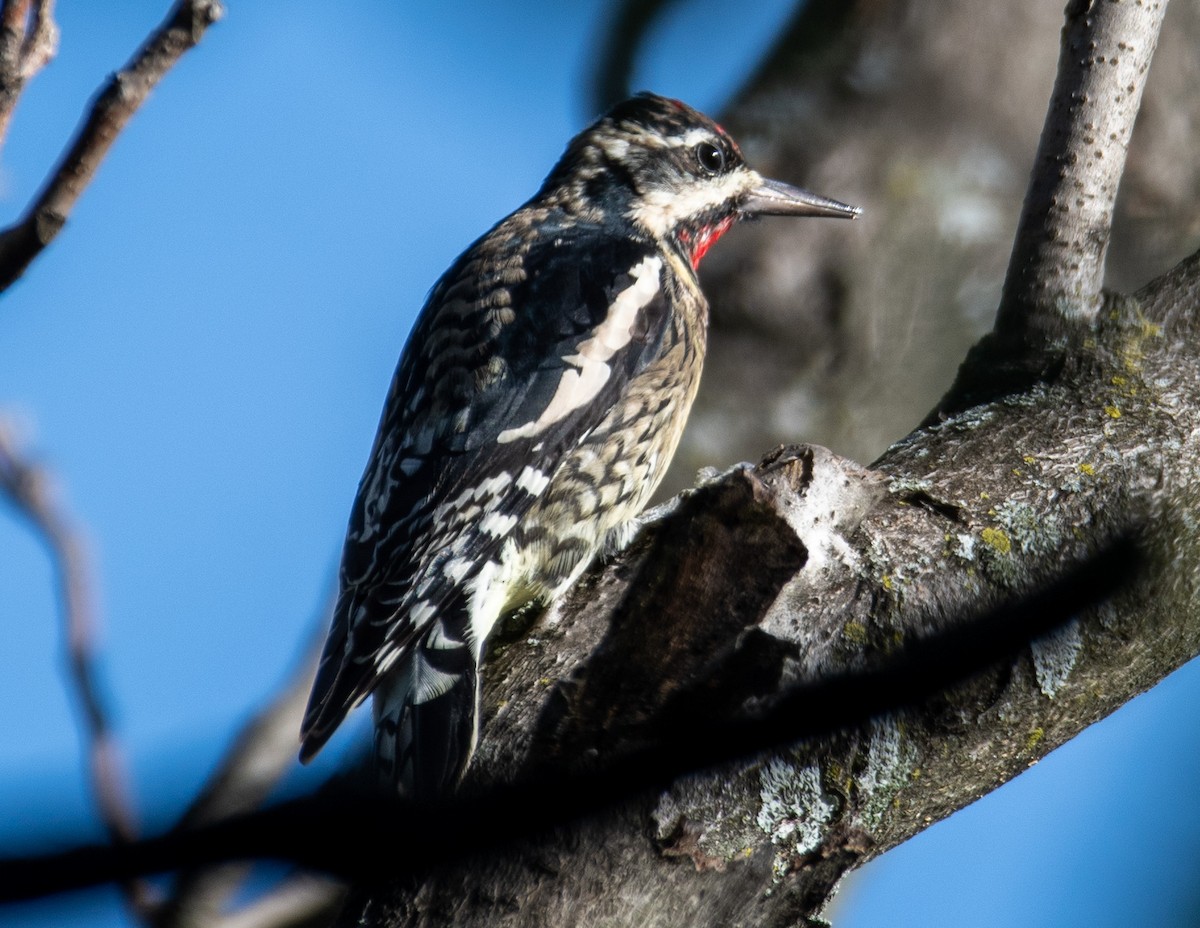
980,526,1011,554
992,498,1064,559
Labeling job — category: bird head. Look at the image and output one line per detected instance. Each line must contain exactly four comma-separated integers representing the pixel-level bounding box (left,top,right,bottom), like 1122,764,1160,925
541,92,860,268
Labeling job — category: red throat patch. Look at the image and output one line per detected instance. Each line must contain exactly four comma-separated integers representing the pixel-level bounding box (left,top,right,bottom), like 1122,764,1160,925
687,216,735,269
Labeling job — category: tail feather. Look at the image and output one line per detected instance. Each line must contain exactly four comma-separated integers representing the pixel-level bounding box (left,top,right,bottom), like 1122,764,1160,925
374,644,481,799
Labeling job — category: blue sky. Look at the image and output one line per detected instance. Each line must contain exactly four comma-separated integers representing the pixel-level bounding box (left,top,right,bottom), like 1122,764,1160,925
2,2,1198,926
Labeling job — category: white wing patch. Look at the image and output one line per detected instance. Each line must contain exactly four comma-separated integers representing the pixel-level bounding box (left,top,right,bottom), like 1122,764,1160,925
410,600,437,624
479,511,518,537
442,556,472,584
424,621,464,650
516,465,550,495
497,256,663,444
433,471,513,523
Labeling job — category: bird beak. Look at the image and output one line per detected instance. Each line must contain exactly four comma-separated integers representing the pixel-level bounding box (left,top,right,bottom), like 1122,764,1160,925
741,177,861,220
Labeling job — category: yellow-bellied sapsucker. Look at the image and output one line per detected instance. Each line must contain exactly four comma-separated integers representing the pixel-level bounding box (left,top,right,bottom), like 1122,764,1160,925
299,93,859,797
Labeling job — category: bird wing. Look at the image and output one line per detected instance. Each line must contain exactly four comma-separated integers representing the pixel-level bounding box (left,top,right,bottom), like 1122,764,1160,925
299,219,676,759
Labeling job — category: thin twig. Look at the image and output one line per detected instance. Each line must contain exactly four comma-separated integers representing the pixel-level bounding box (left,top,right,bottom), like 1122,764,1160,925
2,423,340,926
0,0,58,153
157,618,331,928
996,0,1169,341
0,422,159,920
178,632,324,831
0,0,223,292
211,875,344,928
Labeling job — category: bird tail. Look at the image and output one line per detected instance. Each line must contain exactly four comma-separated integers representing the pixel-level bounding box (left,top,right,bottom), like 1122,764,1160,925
373,637,481,799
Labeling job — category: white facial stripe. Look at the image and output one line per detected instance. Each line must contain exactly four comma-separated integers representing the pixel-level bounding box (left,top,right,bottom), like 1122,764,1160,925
601,127,672,155
678,127,719,148
498,256,663,443
629,169,755,237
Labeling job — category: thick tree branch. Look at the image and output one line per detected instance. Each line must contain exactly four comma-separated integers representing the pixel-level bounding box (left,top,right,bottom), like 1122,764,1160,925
0,536,1138,901
0,0,222,293
344,250,1199,926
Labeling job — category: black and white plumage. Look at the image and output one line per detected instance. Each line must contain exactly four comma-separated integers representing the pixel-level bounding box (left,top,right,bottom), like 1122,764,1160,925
299,93,859,797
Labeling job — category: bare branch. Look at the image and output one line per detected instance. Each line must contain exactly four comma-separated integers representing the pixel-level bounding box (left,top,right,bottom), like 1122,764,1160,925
211,876,343,928
0,421,158,920
997,0,1169,342
157,620,329,928
16,0,55,79
0,0,59,152
0,0,223,293
180,634,324,832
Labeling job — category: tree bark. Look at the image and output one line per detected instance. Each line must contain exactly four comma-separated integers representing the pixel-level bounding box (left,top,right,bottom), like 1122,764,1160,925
344,247,1200,926
337,1,1200,925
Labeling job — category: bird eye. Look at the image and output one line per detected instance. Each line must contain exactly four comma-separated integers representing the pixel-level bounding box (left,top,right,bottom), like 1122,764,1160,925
694,142,725,174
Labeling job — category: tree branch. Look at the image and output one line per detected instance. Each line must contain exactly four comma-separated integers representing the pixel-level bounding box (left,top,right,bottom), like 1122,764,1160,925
0,535,1139,901
587,0,681,113
0,424,343,928
996,0,1169,343
0,0,58,153
155,620,331,928
0,422,158,921
0,0,223,293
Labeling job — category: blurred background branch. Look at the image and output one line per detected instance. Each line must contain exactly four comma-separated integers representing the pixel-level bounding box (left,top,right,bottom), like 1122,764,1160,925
0,0,222,291
0,0,59,153
0,420,157,921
